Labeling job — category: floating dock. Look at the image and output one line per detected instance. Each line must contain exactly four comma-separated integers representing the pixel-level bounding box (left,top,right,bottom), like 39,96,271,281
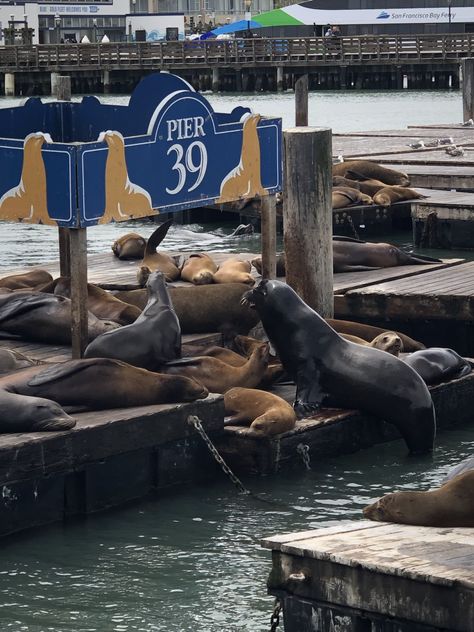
263,521,474,632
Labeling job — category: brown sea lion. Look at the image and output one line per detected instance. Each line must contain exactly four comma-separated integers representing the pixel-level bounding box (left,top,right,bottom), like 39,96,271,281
139,219,180,285
333,160,410,186
114,283,260,337
224,387,297,437
0,357,208,412
251,255,286,278
180,253,218,285
373,186,428,207
332,175,387,197
327,319,424,352
201,345,248,366
332,186,373,209
213,258,255,286
112,232,146,260
0,291,118,345
163,344,269,393
370,332,404,356
0,269,53,290
363,471,474,527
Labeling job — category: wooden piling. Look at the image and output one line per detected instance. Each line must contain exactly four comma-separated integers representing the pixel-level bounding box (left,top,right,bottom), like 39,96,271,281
69,228,89,358
56,75,71,100
260,195,277,279
295,74,308,126
283,128,333,317
462,58,474,122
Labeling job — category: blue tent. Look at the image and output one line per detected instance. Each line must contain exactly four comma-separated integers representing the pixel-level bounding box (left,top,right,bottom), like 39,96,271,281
211,20,263,36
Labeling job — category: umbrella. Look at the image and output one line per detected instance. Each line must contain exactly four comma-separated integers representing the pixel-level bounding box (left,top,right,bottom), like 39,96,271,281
211,19,263,36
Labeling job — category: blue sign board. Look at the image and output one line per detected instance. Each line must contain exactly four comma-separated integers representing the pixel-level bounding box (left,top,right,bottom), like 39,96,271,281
0,74,282,228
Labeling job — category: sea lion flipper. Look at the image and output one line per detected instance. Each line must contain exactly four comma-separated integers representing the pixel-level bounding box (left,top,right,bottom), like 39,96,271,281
337,265,382,272
27,358,122,387
293,365,325,417
164,357,201,368
144,219,174,256
0,294,54,325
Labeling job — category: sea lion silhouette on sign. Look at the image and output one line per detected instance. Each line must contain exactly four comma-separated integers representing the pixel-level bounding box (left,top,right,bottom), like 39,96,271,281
216,114,268,204
0,132,56,225
98,130,156,224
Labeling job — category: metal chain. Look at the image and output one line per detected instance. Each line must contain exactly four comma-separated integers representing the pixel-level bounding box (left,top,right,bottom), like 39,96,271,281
269,598,282,631
296,443,311,470
346,214,360,240
187,415,250,495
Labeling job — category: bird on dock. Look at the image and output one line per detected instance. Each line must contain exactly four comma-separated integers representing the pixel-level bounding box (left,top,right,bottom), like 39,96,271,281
438,136,455,145
408,140,425,149
332,155,344,164
423,139,440,148
445,145,465,157
462,118,474,126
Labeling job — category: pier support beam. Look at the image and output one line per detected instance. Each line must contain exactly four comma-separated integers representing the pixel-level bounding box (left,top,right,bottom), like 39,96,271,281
295,74,308,126
277,67,284,92
283,127,333,317
56,75,71,101
70,228,89,358
462,58,474,122
212,67,219,92
4,73,15,97
103,70,111,93
260,195,277,279
235,69,242,92
50,72,59,96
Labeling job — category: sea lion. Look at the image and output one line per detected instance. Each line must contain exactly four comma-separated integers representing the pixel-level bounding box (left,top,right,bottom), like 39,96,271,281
370,332,404,356
52,277,141,326
180,253,217,285
163,344,269,394
251,255,286,278
400,348,472,385
112,232,146,260
0,269,53,290
332,186,373,209
201,345,248,366
139,219,180,284
0,348,43,374
363,471,474,527
85,271,180,371
114,283,260,337
0,389,76,432
98,130,155,224
213,259,255,286
229,224,254,237
0,132,56,225
373,186,428,208
0,357,208,412
224,387,297,437
333,160,410,186
328,319,424,352
242,279,436,454
0,291,118,345
442,456,474,483
332,175,387,197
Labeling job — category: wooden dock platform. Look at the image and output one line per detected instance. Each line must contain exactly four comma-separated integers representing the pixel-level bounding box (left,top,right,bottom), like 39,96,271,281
263,521,474,632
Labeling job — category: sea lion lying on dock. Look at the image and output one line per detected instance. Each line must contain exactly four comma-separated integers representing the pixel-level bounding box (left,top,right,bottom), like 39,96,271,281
180,253,217,285
341,331,404,356
213,258,255,285
112,232,146,260
242,279,436,454
400,348,472,385
372,186,428,207
333,160,410,187
85,271,180,371
0,269,53,290
138,219,180,285
224,387,297,437
332,186,373,209
0,348,43,373
332,176,387,197
363,470,474,527
328,319,424,352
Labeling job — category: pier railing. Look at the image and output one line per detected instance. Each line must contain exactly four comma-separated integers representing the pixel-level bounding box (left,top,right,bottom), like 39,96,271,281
1,34,473,72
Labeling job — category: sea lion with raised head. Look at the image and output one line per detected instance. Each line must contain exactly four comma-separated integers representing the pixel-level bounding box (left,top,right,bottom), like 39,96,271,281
163,344,269,393
180,253,218,285
333,160,410,186
85,271,180,371
213,258,255,286
363,471,474,527
0,291,118,344
373,186,428,208
401,348,472,385
112,232,146,260
224,387,297,437
242,279,436,454
228,224,254,237
370,332,404,356
328,319,424,352
0,269,53,290
139,219,180,285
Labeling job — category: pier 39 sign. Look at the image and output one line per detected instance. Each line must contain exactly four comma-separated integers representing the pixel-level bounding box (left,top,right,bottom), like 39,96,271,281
0,73,282,228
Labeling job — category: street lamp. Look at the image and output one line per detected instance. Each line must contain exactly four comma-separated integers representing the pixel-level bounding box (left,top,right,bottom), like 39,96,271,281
54,13,61,44
244,0,252,35
93,18,97,43
132,0,136,13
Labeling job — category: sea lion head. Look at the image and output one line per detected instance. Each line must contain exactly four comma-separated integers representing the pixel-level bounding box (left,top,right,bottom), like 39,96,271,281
164,375,209,402
371,332,404,356
137,265,151,287
363,491,419,525
242,279,297,314
193,270,215,285
26,397,76,432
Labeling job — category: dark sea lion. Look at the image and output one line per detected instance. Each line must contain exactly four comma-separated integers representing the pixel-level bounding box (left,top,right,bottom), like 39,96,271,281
0,348,43,374
333,160,410,186
52,277,141,325
242,279,436,454
85,271,180,371
0,389,76,432
0,269,53,290
363,471,474,527
373,186,428,208
180,253,217,285
112,232,146,260
114,283,260,337
327,319,424,352
332,186,373,209
400,348,472,385
0,291,118,344
0,357,208,410
228,224,254,237
442,456,474,483
139,219,180,284
213,259,255,285
163,344,269,394
224,387,297,436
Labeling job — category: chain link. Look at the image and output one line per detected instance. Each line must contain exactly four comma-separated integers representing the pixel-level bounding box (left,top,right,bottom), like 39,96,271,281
269,598,282,631
296,443,311,470
187,415,250,495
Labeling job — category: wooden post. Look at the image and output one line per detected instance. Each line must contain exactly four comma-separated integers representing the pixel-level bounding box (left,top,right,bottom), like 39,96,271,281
58,228,71,276
283,127,333,317
295,74,308,126
260,195,277,279
462,58,474,122
69,228,89,358
56,75,71,100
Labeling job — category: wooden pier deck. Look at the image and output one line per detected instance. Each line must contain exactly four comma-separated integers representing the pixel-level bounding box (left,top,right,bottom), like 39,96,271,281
263,521,474,632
